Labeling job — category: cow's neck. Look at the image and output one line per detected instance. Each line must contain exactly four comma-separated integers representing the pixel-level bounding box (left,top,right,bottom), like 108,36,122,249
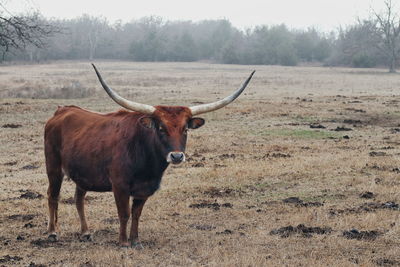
127,130,169,179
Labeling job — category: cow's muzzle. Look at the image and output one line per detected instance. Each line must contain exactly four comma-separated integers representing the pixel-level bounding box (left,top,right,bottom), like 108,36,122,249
167,152,186,164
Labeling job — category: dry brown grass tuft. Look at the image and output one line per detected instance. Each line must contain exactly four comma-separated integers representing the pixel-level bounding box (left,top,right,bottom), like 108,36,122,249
0,61,399,266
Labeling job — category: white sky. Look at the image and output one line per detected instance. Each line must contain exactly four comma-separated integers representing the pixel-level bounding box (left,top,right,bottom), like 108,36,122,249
5,0,394,32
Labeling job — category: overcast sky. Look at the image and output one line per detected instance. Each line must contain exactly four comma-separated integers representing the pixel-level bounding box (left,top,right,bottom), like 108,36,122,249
6,0,394,32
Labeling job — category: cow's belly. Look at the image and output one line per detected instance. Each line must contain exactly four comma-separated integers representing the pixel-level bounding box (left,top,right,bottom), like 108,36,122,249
129,178,161,198
71,176,112,192
62,162,112,192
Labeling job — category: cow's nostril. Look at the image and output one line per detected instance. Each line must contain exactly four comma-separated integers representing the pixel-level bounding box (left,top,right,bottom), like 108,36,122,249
171,152,183,161
168,152,185,164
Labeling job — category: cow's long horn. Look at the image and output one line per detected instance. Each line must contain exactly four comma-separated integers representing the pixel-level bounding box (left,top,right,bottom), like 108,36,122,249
92,64,155,114
189,70,255,116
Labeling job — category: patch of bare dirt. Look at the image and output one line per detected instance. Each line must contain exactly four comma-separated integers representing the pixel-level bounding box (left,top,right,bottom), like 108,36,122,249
24,222,35,228
269,152,291,158
270,224,332,238
20,190,43,199
345,108,366,113
188,152,206,166
342,229,381,240
380,146,395,150
21,164,39,170
202,187,236,198
213,163,227,168
216,229,233,235
329,202,399,215
31,238,64,248
7,214,36,221
191,162,205,167
309,124,326,129
2,123,22,128
189,224,216,231
16,234,25,241
282,197,323,207
374,258,400,266
253,152,292,160
28,262,47,267
369,151,387,157
3,161,17,166
0,255,23,264
390,128,400,134
363,163,400,173
79,261,95,267
359,191,374,199
218,153,237,160
333,126,352,131
61,197,75,204
189,201,233,211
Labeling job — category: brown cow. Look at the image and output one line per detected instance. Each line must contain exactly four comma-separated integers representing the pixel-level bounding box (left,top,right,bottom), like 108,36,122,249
44,64,255,248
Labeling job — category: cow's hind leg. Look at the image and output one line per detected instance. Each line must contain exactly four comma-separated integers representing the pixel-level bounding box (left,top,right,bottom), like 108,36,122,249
45,154,63,241
75,186,91,241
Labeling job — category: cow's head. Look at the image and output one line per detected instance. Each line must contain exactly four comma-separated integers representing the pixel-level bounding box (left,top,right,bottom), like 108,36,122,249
138,106,204,164
92,64,255,165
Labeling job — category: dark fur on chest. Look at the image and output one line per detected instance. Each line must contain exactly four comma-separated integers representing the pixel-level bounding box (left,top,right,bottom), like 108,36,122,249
112,130,169,198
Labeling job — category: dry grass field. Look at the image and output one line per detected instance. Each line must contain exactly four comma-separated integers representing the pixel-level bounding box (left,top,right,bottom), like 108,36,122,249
0,61,399,266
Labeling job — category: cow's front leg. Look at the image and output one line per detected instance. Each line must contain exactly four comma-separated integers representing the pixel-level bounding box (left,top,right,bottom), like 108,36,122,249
112,186,130,247
130,198,147,249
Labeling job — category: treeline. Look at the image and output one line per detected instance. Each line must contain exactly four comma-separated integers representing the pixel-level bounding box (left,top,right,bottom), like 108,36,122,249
1,15,393,68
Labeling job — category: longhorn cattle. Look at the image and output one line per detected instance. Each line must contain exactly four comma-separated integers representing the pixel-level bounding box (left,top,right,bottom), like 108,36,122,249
44,64,255,248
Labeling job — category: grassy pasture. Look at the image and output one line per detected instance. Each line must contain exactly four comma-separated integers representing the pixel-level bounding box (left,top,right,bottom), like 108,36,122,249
0,61,399,266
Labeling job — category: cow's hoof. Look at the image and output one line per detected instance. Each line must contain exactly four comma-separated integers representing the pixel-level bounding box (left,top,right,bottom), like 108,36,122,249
119,241,130,247
131,241,144,250
48,233,58,242
80,233,92,242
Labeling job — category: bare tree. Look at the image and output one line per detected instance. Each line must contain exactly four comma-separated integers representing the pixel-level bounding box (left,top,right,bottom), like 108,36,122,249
0,1,55,59
85,16,108,60
371,0,400,72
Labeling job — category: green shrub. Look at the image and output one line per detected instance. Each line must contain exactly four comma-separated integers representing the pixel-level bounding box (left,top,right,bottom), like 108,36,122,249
352,53,377,68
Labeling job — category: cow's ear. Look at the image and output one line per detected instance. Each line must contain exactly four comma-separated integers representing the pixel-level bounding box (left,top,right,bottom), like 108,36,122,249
188,118,205,129
139,117,156,129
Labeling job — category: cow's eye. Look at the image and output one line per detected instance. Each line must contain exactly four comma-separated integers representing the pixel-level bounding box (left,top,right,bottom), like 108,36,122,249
159,125,166,133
